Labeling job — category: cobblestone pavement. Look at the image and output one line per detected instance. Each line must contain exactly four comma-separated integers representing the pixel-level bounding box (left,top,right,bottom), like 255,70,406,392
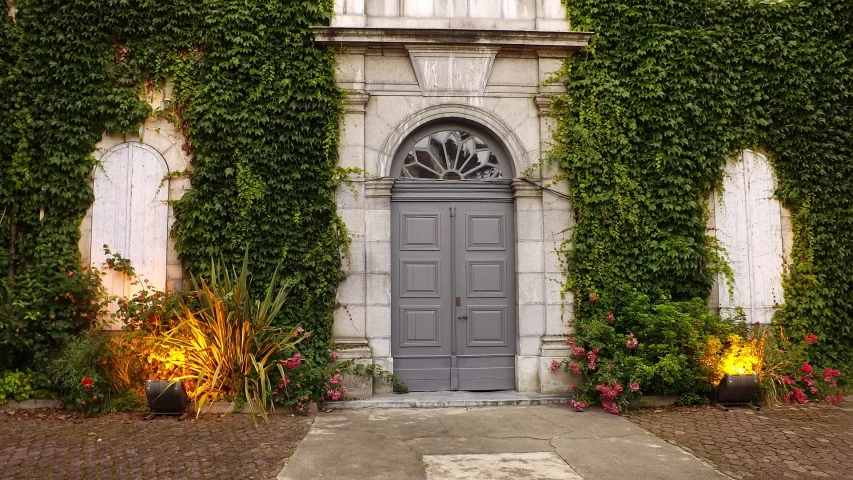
628,401,853,480
0,409,313,480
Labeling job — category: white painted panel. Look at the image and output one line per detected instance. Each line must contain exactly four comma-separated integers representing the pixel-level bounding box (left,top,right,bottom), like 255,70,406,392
537,0,565,19
715,150,785,323
716,154,751,318
469,0,500,18
744,150,784,322
366,0,399,16
502,0,536,20
403,0,434,17
92,143,169,318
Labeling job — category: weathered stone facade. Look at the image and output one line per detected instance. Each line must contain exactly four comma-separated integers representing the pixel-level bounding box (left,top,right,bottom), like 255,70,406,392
315,0,591,395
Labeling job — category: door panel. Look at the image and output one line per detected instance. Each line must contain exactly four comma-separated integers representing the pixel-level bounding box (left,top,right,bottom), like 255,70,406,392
392,203,453,391
392,199,515,392
455,203,516,390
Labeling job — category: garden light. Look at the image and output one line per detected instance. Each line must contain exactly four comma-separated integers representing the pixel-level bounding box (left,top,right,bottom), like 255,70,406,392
715,374,760,405
145,380,189,415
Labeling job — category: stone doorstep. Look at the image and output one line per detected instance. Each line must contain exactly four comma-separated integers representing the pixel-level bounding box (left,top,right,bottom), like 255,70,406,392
330,390,571,409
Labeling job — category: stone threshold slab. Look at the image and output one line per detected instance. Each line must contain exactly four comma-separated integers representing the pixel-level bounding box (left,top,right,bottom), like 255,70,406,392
331,390,570,409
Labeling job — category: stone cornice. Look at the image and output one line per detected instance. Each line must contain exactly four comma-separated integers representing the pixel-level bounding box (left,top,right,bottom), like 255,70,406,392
312,27,592,53
512,178,543,198
364,178,394,198
534,95,554,116
344,90,370,113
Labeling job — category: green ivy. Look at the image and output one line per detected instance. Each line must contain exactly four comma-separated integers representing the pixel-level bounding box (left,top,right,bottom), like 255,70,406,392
168,0,344,361
556,0,852,373
0,0,146,368
1,0,344,368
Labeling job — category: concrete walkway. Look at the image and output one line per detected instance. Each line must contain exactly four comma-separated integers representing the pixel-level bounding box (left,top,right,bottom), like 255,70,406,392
278,405,728,480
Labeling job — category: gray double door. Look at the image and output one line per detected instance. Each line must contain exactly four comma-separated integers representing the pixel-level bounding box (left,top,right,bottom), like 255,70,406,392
391,185,516,391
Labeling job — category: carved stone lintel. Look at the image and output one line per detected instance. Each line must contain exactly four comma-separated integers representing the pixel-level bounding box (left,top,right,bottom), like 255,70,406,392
344,90,370,113
406,45,500,97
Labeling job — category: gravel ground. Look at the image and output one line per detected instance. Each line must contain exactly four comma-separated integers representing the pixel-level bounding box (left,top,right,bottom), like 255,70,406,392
0,409,313,480
628,401,853,480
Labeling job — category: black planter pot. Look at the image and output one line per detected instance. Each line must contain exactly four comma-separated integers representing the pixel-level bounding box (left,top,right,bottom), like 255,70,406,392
145,380,190,414
715,374,759,405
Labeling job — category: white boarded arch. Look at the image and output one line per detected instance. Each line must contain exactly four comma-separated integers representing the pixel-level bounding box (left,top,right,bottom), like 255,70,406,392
91,142,169,301
714,150,785,323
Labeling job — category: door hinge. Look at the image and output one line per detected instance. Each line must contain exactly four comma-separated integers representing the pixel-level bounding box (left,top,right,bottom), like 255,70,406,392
450,204,456,217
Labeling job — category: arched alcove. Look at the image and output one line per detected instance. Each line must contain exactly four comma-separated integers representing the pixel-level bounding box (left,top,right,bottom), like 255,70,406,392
713,150,788,323
91,142,170,302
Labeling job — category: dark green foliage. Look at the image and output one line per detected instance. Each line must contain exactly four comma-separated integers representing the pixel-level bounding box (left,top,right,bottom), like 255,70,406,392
556,0,853,374
0,1,143,369
1,1,344,369
0,369,51,403
169,0,345,361
571,294,738,405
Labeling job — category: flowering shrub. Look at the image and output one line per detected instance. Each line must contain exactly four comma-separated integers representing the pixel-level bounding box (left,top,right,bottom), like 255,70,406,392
48,331,140,413
556,292,740,413
758,325,845,406
270,349,346,413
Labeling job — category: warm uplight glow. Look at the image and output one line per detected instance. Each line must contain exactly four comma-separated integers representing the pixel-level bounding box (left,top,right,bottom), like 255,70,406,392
701,335,765,386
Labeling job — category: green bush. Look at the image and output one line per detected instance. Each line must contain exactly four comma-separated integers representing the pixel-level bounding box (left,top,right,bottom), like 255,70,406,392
48,331,139,413
0,370,50,404
0,266,108,371
559,292,740,412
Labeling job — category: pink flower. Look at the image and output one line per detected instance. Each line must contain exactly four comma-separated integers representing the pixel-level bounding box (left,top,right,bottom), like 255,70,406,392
785,388,808,404
565,337,576,347
630,383,640,392
330,351,339,363
278,375,290,389
587,361,597,371
780,375,795,386
626,337,639,349
804,334,819,345
570,399,586,412
823,367,841,382
569,362,582,376
606,312,614,323
589,294,599,303
570,382,577,391
549,360,561,372
295,327,305,336
281,353,303,369
329,373,343,385
586,351,597,364
571,346,586,358
801,361,813,376
601,401,620,414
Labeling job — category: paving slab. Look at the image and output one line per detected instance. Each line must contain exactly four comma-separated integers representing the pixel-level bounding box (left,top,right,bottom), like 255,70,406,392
278,405,727,480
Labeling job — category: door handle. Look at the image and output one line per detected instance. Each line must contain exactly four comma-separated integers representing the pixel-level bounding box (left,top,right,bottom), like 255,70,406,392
457,314,468,320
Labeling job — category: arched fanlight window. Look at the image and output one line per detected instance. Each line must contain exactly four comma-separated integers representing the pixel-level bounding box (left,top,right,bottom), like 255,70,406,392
399,129,503,180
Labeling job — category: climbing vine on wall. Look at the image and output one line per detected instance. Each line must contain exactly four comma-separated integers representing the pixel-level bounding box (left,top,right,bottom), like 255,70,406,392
169,0,345,361
555,0,852,373
0,0,343,368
